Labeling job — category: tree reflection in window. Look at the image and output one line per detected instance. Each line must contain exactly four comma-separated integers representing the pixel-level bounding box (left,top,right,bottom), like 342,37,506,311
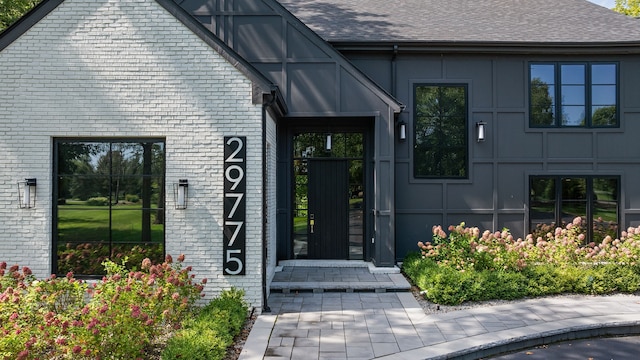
414,84,468,178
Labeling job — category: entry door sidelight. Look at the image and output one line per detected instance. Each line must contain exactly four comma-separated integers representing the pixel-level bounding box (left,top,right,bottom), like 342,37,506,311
307,160,349,259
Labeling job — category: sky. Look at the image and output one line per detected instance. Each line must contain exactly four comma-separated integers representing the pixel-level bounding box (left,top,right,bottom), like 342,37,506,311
588,0,616,8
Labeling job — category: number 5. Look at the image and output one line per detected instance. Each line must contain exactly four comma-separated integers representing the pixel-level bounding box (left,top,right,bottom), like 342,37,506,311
225,249,243,275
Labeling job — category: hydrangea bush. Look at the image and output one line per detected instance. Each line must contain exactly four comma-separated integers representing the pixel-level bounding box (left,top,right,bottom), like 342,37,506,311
0,255,206,359
407,217,640,305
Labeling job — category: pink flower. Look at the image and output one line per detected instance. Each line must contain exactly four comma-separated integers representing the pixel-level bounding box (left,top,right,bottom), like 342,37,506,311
131,305,141,318
165,254,173,264
177,254,185,262
72,345,82,354
141,258,152,270
22,266,32,276
99,304,108,314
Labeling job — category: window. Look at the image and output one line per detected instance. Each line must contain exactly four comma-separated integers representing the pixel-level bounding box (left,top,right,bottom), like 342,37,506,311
54,139,165,276
414,84,468,178
529,62,618,127
529,176,619,243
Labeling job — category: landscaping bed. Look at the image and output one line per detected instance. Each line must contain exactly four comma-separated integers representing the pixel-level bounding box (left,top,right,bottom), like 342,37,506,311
0,256,249,360
403,217,640,305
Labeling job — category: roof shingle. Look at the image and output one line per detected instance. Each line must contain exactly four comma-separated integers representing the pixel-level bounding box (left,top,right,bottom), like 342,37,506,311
277,0,640,43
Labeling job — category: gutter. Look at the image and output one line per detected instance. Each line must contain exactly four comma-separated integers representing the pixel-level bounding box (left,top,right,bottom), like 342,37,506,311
331,41,640,55
260,87,285,313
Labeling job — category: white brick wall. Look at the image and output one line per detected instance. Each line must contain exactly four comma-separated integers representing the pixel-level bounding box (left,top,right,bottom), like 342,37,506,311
0,0,267,309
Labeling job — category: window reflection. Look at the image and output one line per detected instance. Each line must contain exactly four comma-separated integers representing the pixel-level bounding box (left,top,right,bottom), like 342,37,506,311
529,62,617,127
55,140,165,276
414,84,468,178
529,176,619,244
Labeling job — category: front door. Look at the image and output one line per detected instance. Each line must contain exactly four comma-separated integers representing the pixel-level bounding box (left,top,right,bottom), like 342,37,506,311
292,132,365,260
308,160,349,259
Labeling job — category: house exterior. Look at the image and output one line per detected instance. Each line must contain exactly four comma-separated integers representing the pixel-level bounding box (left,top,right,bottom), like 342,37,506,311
2,0,640,311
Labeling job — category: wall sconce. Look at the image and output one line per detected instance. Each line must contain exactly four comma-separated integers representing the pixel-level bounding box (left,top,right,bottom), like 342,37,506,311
476,121,486,142
174,179,189,209
325,133,332,151
397,120,407,141
17,178,37,209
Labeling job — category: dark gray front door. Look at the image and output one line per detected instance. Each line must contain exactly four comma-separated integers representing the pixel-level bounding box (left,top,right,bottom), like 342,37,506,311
307,159,349,259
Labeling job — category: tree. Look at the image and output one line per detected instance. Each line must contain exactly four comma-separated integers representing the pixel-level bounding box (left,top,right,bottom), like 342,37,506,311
614,0,640,16
0,0,42,32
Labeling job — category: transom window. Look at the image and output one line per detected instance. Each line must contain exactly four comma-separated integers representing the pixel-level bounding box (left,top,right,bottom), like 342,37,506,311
529,62,618,127
54,139,165,276
414,84,468,178
529,176,619,243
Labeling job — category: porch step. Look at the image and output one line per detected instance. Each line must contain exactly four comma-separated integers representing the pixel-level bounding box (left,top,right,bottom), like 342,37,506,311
270,261,411,293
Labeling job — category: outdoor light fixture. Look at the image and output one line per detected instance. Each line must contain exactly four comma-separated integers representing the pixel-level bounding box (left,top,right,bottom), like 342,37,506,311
476,121,486,142
398,120,407,141
326,133,332,151
17,178,37,209
174,179,189,210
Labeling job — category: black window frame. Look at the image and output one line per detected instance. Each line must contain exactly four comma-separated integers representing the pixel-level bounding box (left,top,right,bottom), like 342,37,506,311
529,175,620,242
413,83,469,179
52,138,166,277
529,62,619,128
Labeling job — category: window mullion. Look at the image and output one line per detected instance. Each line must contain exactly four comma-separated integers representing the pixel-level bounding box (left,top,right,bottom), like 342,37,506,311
555,63,561,128
555,176,562,228
586,177,593,243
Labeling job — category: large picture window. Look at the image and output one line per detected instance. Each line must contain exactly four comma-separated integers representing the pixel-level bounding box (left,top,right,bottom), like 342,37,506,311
529,176,619,243
529,62,618,127
54,139,165,276
414,84,468,178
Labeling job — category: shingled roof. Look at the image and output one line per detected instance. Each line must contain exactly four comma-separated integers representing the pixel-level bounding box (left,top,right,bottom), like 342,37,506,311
277,0,640,44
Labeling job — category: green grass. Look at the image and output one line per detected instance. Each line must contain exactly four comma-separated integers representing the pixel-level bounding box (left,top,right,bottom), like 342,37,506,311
58,203,163,243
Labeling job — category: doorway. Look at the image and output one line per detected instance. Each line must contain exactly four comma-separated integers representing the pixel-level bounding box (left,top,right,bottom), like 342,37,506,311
292,132,365,260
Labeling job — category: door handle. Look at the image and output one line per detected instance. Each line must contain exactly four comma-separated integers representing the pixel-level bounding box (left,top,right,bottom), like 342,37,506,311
309,214,315,234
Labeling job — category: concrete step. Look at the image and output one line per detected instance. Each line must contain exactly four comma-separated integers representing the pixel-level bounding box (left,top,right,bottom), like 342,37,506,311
270,261,411,293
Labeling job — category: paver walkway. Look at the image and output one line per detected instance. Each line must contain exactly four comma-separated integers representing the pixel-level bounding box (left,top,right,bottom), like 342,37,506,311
240,265,640,360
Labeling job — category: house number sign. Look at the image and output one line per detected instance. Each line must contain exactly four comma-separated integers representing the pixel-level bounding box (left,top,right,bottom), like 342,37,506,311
223,136,246,275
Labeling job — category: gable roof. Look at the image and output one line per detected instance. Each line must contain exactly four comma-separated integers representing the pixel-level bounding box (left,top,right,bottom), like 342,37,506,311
278,0,640,45
0,0,285,107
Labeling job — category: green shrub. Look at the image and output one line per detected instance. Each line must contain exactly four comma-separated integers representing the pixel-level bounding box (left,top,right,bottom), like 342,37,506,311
162,327,228,360
125,194,140,203
86,196,109,206
523,264,577,296
162,288,248,360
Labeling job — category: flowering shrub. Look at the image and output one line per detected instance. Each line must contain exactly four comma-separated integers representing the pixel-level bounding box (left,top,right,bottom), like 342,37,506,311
0,255,206,359
407,217,640,305
418,222,526,272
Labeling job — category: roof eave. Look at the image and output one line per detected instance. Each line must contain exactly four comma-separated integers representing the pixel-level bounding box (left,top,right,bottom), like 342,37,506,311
330,40,640,55
0,0,64,52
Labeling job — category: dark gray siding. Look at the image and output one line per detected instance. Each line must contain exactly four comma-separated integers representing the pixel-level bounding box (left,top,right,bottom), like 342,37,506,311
350,53,640,260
